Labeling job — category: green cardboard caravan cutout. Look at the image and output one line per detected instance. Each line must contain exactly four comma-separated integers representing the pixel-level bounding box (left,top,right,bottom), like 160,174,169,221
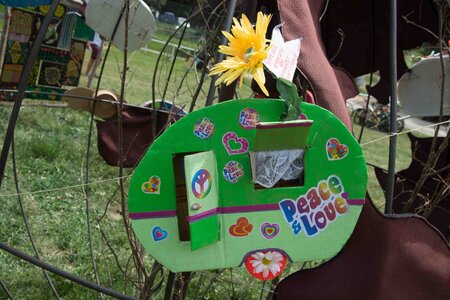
128,99,368,280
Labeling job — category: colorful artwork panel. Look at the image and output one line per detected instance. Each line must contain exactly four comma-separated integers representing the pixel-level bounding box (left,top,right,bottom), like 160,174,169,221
70,40,86,62
1,6,86,99
4,41,28,65
38,60,66,87
64,40,85,86
27,61,40,86
37,4,65,18
10,9,34,35
34,15,63,48
73,17,95,41
26,86,65,100
0,64,23,83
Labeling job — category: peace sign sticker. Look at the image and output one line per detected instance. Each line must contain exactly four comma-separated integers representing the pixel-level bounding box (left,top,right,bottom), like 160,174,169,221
191,169,212,199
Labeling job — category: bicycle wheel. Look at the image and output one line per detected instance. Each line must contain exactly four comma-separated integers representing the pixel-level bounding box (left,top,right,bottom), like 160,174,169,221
397,118,405,132
351,108,366,125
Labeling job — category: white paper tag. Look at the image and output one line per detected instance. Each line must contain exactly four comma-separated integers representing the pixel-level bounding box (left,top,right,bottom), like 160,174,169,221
263,25,301,82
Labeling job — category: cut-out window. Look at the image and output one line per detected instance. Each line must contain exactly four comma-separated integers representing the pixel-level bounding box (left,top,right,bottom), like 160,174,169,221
250,120,313,189
252,149,305,189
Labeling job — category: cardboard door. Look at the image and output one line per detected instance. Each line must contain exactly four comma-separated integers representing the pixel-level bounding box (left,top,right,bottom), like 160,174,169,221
184,151,220,250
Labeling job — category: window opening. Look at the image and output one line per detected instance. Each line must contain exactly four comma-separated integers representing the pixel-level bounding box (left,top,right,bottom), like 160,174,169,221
252,149,305,189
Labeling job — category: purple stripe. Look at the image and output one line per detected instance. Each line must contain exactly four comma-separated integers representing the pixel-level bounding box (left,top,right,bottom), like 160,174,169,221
129,210,177,220
129,203,280,222
187,208,219,222
347,199,365,206
257,121,313,129
188,204,280,223
129,199,364,221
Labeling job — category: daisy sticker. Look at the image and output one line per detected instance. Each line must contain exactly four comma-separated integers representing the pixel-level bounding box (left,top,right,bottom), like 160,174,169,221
244,250,287,280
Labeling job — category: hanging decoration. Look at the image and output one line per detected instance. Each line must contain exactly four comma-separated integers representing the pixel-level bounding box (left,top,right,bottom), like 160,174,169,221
127,98,368,280
128,12,367,281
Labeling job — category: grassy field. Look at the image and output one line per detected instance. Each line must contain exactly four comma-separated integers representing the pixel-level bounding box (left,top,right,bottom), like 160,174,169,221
0,40,413,298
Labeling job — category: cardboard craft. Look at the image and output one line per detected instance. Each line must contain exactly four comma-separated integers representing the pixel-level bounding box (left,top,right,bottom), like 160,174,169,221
85,0,156,53
128,99,368,277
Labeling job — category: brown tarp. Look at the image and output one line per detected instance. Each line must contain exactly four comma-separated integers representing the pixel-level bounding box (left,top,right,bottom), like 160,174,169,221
278,0,357,129
274,198,450,299
321,0,439,104
96,106,170,168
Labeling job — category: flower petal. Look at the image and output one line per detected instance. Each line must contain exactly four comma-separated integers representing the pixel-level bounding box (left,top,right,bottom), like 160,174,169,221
252,64,269,96
254,264,266,274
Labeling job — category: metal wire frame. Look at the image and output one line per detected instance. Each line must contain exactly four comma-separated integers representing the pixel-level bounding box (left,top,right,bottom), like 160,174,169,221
0,242,136,300
0,0,416,297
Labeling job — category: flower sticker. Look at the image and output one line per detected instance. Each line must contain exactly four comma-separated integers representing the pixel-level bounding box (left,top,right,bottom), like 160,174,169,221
209,12,272,96
245,251,287,280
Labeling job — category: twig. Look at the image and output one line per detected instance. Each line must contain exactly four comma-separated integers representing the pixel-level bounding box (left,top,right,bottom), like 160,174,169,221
402,13,449,51
237,277,254,300
198,269,226,299
164,272,175,300
329,28,345,62
403,6,449,212
117,2,153,299
259,281,267,300
95,218,136,286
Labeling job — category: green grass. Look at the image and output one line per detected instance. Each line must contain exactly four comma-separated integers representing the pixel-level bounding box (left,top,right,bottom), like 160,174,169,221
0,40,413,298
0,45,256,299
353,124,412,209
83,45,252,108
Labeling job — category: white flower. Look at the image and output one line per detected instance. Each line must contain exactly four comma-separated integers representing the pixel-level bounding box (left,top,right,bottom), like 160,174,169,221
250,251,284,278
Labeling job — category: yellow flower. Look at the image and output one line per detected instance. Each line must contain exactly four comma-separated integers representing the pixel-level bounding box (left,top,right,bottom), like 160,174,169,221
209,12,272,96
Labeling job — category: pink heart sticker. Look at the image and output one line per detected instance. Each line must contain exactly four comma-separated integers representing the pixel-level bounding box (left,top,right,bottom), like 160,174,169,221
222,132,249,155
